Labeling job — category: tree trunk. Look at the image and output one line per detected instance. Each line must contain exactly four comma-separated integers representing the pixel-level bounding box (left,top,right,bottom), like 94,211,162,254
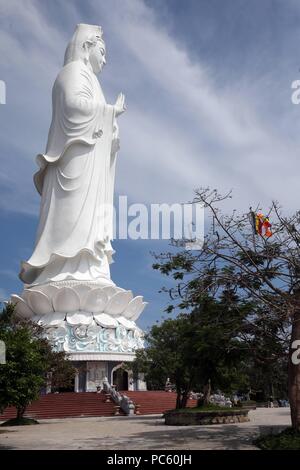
176,390,189,409
176,391,181,409
203,379,211,406
16,405,26,420
288,306,300,432
181,391,189,409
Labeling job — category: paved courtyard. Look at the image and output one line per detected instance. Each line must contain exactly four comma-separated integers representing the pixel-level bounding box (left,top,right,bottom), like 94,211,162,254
0,408,291,450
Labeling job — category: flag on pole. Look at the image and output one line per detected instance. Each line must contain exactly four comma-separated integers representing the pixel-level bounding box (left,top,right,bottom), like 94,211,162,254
253,212,272,238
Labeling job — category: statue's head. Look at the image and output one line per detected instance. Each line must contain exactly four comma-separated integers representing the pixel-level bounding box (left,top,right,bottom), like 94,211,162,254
64,23,106,74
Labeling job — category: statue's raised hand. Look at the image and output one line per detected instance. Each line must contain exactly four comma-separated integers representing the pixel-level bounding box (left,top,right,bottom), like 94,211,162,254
114,93,126,117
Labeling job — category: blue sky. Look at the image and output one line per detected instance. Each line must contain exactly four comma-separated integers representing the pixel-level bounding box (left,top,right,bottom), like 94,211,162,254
0,0,300,330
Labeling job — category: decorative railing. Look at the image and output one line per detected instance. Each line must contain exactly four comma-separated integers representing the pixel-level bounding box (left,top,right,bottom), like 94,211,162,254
102,377,135,415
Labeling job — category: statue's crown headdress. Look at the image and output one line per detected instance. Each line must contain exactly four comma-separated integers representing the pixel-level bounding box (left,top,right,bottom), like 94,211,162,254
64,24,106,66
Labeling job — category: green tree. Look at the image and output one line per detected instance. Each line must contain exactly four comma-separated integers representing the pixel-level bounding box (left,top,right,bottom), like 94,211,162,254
153,189,296,426
0,304,75,422
239,303,289,401
134,315,197,408
133,294,250,408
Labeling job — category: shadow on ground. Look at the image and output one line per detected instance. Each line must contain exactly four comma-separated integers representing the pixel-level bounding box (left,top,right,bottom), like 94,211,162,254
0,430,16,450
0,411,291,450
73,420,266,450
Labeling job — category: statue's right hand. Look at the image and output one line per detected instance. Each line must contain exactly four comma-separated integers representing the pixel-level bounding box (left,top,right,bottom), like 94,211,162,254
114,93,126,117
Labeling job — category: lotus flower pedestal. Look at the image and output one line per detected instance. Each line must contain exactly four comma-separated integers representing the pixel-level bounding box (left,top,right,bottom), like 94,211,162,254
11,280,147,392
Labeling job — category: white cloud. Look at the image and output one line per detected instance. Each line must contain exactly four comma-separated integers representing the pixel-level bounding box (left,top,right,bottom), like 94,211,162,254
97,0,299,213
0,0,299,218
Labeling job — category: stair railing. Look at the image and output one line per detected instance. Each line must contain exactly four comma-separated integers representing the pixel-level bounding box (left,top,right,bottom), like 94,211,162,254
102,378,135,415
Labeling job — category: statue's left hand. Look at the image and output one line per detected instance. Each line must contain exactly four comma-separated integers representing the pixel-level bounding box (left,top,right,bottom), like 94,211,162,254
114,93,126,117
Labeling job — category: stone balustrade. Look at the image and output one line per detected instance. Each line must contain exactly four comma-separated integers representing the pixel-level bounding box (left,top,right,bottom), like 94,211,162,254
103,378,135,415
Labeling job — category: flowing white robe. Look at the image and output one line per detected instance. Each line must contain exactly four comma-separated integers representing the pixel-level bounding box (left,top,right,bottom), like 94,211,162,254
20,61,119,286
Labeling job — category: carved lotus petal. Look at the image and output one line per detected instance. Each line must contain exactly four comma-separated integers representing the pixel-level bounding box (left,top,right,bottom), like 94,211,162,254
93,313,119,328
11,294,34,319
82,288,108,312
115,287,126,293
10,294,22,304
123,296,146,321
104,291,133,316
131,302,148,321
102,286,119,300
73,284,92,299
32,285,59,298
117,316,136,330
66,311,93,326
39,312,66,327
53,287,80,313
123,290,134,303
21,290,31,304
27,290,53,315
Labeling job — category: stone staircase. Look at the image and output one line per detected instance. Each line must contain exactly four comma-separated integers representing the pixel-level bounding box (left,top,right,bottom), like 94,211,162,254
0,391,197,421
0,392,123,421
125,391,197,415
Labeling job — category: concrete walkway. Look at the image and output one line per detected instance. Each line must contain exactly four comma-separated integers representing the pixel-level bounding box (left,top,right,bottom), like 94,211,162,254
0,408,291,450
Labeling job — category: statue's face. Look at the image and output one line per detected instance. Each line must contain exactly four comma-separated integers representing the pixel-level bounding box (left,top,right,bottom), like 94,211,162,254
89,43,106,74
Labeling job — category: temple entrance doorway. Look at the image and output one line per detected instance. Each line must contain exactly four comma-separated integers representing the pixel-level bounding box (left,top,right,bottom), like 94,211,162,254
113,368,128,391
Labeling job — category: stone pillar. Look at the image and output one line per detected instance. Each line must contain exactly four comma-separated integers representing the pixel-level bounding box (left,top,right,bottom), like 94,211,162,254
128,370,134,391
46,372,52,394
74,370,79,393
137,373,147,391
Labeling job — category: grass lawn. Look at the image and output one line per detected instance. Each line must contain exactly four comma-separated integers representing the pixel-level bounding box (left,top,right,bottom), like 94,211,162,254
255,428,300,450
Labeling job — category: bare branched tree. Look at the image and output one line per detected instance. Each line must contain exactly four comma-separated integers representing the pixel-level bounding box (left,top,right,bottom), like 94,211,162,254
153,188,300,430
